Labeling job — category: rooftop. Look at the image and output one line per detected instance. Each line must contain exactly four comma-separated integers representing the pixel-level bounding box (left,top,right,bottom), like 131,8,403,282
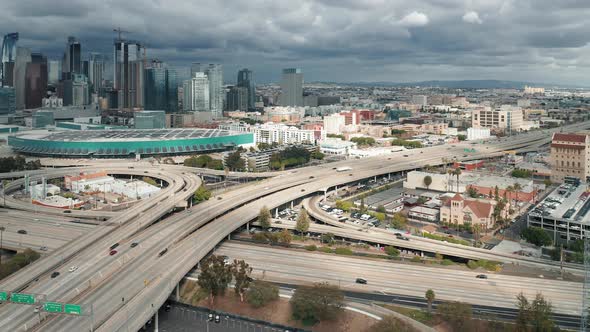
552,133,587,143
13,128,238,142
530,183,590,225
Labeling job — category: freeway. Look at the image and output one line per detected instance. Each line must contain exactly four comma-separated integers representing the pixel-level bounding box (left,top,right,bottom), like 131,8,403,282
215,242,582,316
2,122,589,331
0,209,96,252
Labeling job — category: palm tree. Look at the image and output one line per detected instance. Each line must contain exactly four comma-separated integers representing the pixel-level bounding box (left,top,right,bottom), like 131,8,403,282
425,289,435,313
453,168,462,193
512,183,522,212
447,169,454,192
506,185,514,211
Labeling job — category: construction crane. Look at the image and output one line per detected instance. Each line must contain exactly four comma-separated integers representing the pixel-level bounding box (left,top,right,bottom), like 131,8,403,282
113,27,130,41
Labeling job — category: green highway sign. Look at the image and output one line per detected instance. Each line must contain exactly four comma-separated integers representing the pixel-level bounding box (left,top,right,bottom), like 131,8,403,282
64,304,82,315
10,293,35,305
0,291,8,301
43,302,63,313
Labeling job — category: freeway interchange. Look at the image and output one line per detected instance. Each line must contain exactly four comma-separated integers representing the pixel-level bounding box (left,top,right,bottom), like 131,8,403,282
0,122,588,331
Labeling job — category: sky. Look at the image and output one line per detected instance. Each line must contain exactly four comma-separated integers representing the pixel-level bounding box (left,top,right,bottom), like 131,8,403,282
2,0,590,85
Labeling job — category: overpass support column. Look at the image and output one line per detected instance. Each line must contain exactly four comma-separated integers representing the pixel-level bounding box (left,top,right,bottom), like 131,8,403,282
246,222,250,232
376,243,380,249
374,175,377,182
291,201,294,209
275,208,279,218
176,283,180,301
155,311,159,332
388,173,391,180
335,185,338,195
324,190,327,201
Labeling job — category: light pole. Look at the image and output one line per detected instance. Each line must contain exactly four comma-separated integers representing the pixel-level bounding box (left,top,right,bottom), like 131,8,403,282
0,226,5,265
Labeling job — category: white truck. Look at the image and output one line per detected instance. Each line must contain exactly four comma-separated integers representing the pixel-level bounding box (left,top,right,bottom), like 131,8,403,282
336,166,352,172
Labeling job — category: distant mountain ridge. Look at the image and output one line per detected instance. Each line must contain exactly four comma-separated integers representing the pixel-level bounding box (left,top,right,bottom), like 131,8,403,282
310,80,584,89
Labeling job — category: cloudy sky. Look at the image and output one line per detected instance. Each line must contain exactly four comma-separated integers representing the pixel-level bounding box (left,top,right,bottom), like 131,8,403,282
2,0,590,85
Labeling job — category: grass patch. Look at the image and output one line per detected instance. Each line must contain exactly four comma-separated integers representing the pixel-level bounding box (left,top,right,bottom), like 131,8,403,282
410,256,422,263
467,259,502,271
422,232,471,246
441,259,454,266
334,247,353,255
318,247,334,253
304,244,317,251
380,304,435,326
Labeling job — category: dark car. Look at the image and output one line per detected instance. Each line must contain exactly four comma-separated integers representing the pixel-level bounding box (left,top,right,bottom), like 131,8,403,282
130,242,139,248
17,229,27,234
476,274,488,279
50,272,60,278
109,250,118,256
394,233,402,237
158,248,168,257
63,210,72,214
109,243,119,250
355,278,367,284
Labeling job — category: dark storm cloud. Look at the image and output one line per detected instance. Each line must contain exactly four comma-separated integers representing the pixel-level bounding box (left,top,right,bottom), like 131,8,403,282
1,0,590,84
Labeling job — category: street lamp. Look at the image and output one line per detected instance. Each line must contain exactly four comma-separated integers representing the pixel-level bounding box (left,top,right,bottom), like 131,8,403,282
0,226,5,265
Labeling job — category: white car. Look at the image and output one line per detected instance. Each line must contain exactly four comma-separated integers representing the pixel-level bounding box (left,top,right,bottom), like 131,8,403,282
68,266,78,273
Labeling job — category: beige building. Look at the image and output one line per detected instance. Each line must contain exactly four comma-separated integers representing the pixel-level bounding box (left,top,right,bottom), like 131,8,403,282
550,133,590,183
440,194,505,230
471,105,524,134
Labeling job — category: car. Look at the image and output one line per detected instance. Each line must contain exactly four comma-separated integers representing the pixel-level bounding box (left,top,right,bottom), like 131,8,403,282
39,246,48,251
17,229,27,234
158,248,168,257
63,210,72,213
109,250,118,256
130,242,139,248
165,304,171,312
68,266,78,273
399,236,410,241
355,278,367,284
394,233,402,237
110,243,119,250
403,155,409,157
476,274,488,279
50,271,60,278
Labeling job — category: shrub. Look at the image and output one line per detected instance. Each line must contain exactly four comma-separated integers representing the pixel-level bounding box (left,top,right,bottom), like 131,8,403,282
411,256,422,263
441,259,454,266
318,247,334,254
384,246,400,257
334,247,353,255
304,245,317,251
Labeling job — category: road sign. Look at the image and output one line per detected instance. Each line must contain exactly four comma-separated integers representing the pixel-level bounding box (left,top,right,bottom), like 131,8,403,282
64,304,82,315
0,291,8,301
43,302,63,313
10,293,35,305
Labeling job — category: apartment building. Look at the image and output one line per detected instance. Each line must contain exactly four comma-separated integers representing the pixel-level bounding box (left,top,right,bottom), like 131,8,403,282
471,105,524,134
550,133,590,183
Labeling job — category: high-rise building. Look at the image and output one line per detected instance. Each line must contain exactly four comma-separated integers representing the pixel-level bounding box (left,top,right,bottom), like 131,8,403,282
0,87,16,116
63,73,89,106
24,53,48,109
190,72,209,112
144,60,177,113
88,53,105,94
191,63,223,117
550,133,590,183
114,39,144,109
237,68,255,110
1,33,18,87
280,68,303,107
14,47,31,110
47,60,61,85
182,80,191,111
226,86,248,112
62,36,81,80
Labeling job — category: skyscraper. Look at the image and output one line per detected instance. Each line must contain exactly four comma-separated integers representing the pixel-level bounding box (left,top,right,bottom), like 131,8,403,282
114,39,144,109
25,53,48,109
144,60,178,113
191,63,223,117
88,53,105,94
1,33,18,87
182,80,191,111
166,68,178,113
14,47,31,109
226,86,248,112
63,36,81,80
190,72,209,112
47,60,61,85
63,73,88,106
0,87,15,117
237,68,255,110
280,68,303,107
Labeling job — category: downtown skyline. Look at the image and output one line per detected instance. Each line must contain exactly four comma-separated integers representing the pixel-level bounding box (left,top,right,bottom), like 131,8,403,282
1,0,590,85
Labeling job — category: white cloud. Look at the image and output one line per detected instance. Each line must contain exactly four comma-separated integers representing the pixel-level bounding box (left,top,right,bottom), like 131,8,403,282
463,11,483,24
399,11,429,27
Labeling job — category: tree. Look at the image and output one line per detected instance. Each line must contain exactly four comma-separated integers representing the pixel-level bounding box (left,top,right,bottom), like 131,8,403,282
391,213,407,229
511,168,533,178
452,168,462,193
513,182,523,211
384,246,399,257
231,259,252,302
368,316,415,332
543,179,552,187
466,186,478,198
521,227,552,247
225,150,245,171
359,197,366,213
423,175,432,190
278,229,292,244
197,255,233,305
425,289,435,313
258,206,271,229
193,186,211,203
437,301,472,330
246,280,279,308
336,200,353,212
494,186,500,201
296,208,310,234
516,292,555,332
376,205,387,214
320,233,335,245
290,282,344,324
457,134,467,141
